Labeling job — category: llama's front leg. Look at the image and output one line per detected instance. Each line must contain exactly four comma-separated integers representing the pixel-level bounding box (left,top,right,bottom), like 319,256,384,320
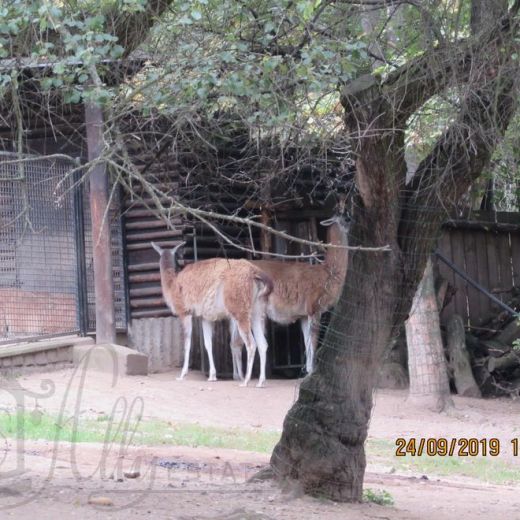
229,321,244,381
202,319,217,381
177,315,193,380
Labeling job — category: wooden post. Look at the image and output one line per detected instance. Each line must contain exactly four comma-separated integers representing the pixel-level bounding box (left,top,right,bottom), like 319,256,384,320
85,102,116,344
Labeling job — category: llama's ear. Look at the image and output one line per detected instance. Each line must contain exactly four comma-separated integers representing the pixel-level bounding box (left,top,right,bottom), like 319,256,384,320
151,242,163,255
170,241,186,258
320,214,351,229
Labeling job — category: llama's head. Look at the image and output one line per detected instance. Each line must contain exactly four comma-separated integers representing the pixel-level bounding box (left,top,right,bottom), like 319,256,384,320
320,214,351,238
151,241,186,271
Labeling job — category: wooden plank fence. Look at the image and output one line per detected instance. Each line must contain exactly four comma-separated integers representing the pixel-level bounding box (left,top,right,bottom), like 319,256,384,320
438,212,520,329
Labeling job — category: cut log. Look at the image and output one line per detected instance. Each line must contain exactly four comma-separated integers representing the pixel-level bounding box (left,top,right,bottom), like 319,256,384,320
465,333,488,357
446,315,481,398
487,351,520,373
481,339,511,357
472,362,495,396
496,319,520,345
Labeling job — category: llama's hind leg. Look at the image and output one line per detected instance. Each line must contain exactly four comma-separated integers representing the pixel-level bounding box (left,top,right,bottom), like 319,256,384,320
229,320,244,381
202,319,217,381
235,320,256,387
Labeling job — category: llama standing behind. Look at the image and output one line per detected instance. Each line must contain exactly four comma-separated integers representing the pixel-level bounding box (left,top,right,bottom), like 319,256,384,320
230,216,349,379
152,242,273,387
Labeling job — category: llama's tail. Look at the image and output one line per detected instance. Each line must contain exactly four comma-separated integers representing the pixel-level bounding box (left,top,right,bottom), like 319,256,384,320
253,270,274,301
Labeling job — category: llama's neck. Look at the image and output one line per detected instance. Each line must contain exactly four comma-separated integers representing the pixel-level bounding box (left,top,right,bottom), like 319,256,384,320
158,255,180,315
159,250,179,273
323,221,349,285
158,252,180,292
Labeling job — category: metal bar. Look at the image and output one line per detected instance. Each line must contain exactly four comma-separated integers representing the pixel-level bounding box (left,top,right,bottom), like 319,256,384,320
73,165,89,336
0,331,83,347
434,250,519,317
85,102,116,344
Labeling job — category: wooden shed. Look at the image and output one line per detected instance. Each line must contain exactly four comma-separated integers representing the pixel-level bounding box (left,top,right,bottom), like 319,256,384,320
119,115,345,376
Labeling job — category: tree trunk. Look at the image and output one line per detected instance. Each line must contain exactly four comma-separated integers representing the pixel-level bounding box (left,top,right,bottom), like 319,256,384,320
271,0,520,501
406,259,453,411
271,206,404,501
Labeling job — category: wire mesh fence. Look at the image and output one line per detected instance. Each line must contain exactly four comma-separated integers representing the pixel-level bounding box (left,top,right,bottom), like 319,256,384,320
0,152,127,344
0,153,79,342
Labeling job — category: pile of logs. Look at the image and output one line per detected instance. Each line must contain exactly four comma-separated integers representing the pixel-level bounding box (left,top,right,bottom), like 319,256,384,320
455,288,520,398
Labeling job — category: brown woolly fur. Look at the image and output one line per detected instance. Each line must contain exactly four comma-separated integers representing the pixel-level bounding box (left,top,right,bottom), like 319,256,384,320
152,241,273,387
161,258,272,324
230,218,349,375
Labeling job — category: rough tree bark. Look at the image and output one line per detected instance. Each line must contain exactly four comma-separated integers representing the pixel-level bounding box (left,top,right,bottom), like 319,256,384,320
406,259,453,412
271,0,520,502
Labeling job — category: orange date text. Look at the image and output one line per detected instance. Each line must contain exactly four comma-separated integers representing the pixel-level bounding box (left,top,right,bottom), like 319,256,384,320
395,437,500,457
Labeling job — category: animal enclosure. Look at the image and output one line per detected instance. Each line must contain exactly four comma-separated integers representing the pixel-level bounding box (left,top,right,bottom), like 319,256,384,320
0,152,127,344
122,122,338,377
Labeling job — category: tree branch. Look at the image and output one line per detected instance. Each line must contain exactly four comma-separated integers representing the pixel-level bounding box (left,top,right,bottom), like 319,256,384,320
399,68,519,298
341,5,520,130
107,0,175,58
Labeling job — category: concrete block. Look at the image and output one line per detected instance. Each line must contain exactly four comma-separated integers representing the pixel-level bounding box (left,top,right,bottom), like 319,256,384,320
10,355,24,367
46,348,58,363
55,346,72,363
34,351,48,365
73,343,148,376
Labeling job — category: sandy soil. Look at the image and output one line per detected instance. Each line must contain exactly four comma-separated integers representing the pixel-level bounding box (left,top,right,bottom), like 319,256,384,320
0,366,519,519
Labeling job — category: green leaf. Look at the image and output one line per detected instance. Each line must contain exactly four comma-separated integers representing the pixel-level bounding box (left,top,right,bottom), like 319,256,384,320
110,45,124,58
40,77,54,90
53,62,65,75
64,89,82,104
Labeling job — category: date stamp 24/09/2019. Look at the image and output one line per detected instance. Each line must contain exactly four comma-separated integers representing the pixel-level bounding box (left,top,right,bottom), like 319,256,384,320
395,437,520,457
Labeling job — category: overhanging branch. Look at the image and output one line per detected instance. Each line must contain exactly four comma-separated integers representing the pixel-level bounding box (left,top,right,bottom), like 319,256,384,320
341,4,520,129
107,0,175,57
398,70,519,291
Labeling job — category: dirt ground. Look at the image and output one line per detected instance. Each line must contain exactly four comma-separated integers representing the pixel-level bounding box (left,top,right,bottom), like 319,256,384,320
0,366,519,519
